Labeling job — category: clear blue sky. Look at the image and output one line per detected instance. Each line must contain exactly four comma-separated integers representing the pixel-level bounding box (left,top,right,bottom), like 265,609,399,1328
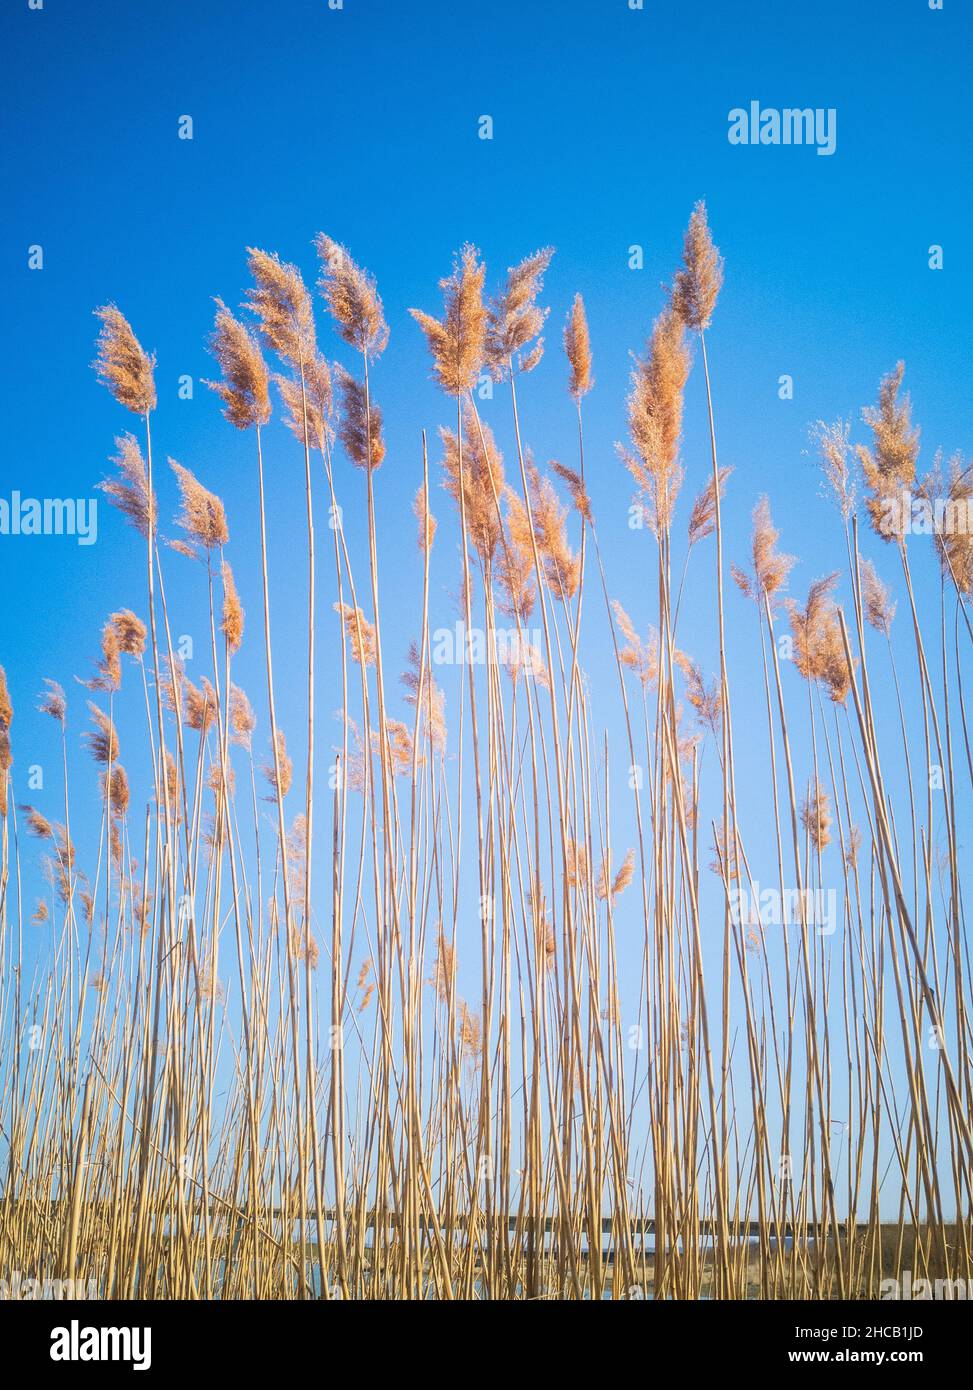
2,0,970,1211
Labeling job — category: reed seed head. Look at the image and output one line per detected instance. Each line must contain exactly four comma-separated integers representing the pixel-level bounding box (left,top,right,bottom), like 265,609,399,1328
623,306,690,534
221,561,244,652
334,365,385,471
246,248,317,369
858,363,920,541
228,684,256,748
860,558,896,636
801,780,833,852
205,299,272,429
93,305,157,414
671,201,723,332
38,679,66,723
277,353,334,451
261,730,293,799
564,293,593,399
486,248,554,379
170,460,229,553
315,234,389,359
441,404,504,563
409,244,487,396
812,419,856,519
688,466,732,545
334,603,377,666
98,434,157,539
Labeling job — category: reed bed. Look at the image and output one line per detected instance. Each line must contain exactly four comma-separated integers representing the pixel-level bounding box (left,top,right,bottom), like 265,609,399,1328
1,206,971,1300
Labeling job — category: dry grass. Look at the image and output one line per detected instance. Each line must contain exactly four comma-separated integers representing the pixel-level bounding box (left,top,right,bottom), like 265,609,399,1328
1,206,971,1301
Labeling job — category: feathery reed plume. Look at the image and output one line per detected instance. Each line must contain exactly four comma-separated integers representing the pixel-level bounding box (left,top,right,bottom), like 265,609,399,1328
0,665,12,732
564,292,593,398
277,353,333,449
197,947,224,1004
84,704,118,765
428,933,455,1003
205,299,272,429
787,574,855,704
262,730,292,798
671,201,723,332
845,824,862,870
688,465,732,545
20,804,54,840
98,434,156,538
921,451,973,593
612,601,659,688
503,636,550,688
524,461,580,601
290,922,320,970
356,959,374,1011
676,652,723,736
458,1002,483,1067
102,764,130,816
159,657,185,716
486,248,554,377
38,679,66,723
32,899,49,926
0,742,11,816
531,877,557,971
441,405,504,562
413,486,437,551
402,644,446,753
228,685,256,748
246,248,317,369
857,362,920,541
813,419,856,519
86,621,122,692
621,306,689,534
334,603,377,666
611,847,636,898
334,365,385,471
377,718,418,775
207,760,234,797
93,306,157,414
496,490,536,621
801,780,833,851
731,495,796,605
185,677,217,734
110,610,147,657
860,558,896,636
315,234,389,359
595,847,636,901
551,459,593,524
710,823,741,882
565,837,589,888
163,750,179,810
170,461,229,554
338,718,367,794
409,244,487,395
286,814,308,887
221,561,244,652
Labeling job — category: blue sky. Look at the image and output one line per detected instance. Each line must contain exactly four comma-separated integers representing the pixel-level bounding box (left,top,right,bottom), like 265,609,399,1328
2,0,971,1210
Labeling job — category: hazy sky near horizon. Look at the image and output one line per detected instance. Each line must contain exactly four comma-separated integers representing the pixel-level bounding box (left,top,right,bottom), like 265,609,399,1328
1,1,971,1205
